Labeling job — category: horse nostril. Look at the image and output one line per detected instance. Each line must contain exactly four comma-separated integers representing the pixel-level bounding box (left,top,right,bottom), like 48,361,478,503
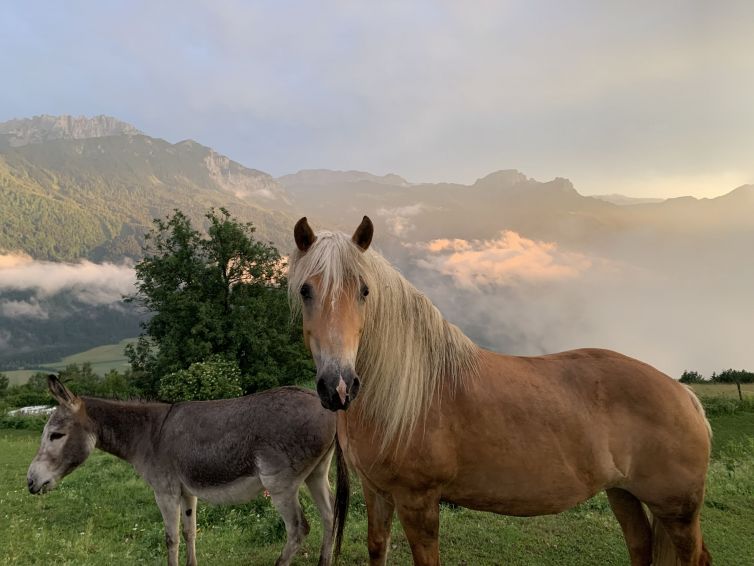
28,478,33,488
316,378,327,398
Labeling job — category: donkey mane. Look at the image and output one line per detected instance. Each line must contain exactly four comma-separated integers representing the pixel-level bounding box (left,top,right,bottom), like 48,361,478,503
288,230,480,449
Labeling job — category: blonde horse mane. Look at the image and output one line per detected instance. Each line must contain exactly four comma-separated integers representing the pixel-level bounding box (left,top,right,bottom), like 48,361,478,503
288,230,480,449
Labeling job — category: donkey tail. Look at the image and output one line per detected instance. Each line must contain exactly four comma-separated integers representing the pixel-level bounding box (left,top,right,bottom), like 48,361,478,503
333,434,350,562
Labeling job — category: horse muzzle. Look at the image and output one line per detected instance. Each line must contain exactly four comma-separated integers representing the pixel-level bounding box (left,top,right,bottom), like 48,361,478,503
316,366,360,411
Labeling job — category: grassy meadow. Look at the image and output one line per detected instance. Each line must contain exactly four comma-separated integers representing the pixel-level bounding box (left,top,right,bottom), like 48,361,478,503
4,339,136,385
2,398,753,565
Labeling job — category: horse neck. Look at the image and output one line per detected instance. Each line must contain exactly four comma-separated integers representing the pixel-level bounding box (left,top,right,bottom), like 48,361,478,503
81,397,169,462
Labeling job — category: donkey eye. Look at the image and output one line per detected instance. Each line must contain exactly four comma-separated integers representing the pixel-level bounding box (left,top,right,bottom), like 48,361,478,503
50,432,66,441
300,284,313,300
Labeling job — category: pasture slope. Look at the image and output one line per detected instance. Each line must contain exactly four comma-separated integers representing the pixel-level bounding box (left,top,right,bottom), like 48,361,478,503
3,338,136,385
1,397,752,564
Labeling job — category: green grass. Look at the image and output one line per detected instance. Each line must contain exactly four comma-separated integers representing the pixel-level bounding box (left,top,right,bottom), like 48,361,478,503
2,409,753,565
4,338,136,385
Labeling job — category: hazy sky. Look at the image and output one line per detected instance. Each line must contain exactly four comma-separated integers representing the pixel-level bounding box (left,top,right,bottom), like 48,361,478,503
2,1,753,197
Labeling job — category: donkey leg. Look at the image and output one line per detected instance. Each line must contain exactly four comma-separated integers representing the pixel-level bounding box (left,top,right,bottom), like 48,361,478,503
363,483,395,566
268,487,309,566
606,488,652,566
304,456,334,566
155,492,182,566
393,490,441,566
180,494,198,566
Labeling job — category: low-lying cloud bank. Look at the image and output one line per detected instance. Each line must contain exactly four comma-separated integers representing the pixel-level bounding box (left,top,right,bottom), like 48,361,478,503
0,253,136,312
0,254,142,363
390,230,753,378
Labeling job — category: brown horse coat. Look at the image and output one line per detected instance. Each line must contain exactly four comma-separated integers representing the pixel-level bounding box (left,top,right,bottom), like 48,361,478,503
289,217,712,566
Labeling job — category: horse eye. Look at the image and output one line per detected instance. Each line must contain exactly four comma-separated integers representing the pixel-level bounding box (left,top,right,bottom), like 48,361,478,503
300,284,312,300
50,432,66,441
361,284,369,298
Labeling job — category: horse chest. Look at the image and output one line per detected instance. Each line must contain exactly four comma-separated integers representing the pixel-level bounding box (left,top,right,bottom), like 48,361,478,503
338,413,457,490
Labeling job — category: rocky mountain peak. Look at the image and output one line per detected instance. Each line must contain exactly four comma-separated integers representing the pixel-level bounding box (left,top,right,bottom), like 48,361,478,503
472,169,528,189
0,114,141,147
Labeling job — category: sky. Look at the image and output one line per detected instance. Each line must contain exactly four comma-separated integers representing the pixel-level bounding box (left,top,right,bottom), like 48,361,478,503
1,1,753,198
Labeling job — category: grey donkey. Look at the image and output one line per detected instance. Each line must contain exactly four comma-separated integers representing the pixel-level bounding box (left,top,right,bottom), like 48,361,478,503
27,375,350,566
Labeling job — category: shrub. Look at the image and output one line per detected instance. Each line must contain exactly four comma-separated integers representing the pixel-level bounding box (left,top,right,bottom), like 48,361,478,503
158,356,244,402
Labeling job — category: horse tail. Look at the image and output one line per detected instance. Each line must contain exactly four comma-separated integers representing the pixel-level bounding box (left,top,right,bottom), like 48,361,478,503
649,385,712,566
649,511,677,566
333,433,350,562
682,384,712,442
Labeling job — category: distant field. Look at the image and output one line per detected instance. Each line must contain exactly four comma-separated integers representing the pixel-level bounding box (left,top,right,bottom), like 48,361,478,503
690,382,754,399
4,338,137,385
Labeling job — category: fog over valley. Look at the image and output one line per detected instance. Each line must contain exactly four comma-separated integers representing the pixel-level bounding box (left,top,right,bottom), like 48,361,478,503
1,117,752,377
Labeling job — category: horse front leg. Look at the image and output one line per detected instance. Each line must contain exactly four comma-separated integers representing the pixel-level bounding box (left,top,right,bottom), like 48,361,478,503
393,490,441,566
364,482,395,566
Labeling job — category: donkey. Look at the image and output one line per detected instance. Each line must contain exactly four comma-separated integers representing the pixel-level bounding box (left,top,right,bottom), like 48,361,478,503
28,375,347,566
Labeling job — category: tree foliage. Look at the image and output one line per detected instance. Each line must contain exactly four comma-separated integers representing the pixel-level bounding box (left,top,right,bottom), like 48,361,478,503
680,370,704,384
126,208,313,398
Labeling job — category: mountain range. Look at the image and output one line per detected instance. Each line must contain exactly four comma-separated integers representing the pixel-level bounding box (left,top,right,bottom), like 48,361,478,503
1,115,752,375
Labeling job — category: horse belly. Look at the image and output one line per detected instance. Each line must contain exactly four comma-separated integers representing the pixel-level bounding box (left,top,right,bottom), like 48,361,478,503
444,471,602,516
444,432,620,516
186,475,264,505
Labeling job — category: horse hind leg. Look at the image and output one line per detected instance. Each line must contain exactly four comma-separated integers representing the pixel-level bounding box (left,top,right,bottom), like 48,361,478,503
606,488,652,566
649,506,711,566
304,451,335,566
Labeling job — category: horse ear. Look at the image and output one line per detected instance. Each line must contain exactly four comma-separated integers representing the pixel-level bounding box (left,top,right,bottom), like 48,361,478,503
47,374,79,410
352,216,374,251
294,217,316,253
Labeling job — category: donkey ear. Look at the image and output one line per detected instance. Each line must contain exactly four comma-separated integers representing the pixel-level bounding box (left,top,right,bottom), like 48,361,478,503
47,374,79,409
351,216,374,251
294,217,316,253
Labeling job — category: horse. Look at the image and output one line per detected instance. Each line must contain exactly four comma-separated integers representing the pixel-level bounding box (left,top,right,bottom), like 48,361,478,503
287,216,712,566
27,375,348,566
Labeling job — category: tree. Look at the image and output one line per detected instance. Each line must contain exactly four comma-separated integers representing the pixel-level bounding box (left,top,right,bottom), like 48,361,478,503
126,208,314,398
0,373,8,396
680,370,704,384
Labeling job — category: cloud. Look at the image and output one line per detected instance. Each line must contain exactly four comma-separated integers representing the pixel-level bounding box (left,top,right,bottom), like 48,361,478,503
0,254,136,306
377,204,427,237
0,299,48,319
391,227,754,379
413,231,593,289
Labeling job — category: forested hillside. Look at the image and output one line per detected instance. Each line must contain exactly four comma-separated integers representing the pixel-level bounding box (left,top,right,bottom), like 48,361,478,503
0,119,294,261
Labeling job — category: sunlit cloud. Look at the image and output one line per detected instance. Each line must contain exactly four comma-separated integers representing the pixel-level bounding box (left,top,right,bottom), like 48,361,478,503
413,231,593,290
